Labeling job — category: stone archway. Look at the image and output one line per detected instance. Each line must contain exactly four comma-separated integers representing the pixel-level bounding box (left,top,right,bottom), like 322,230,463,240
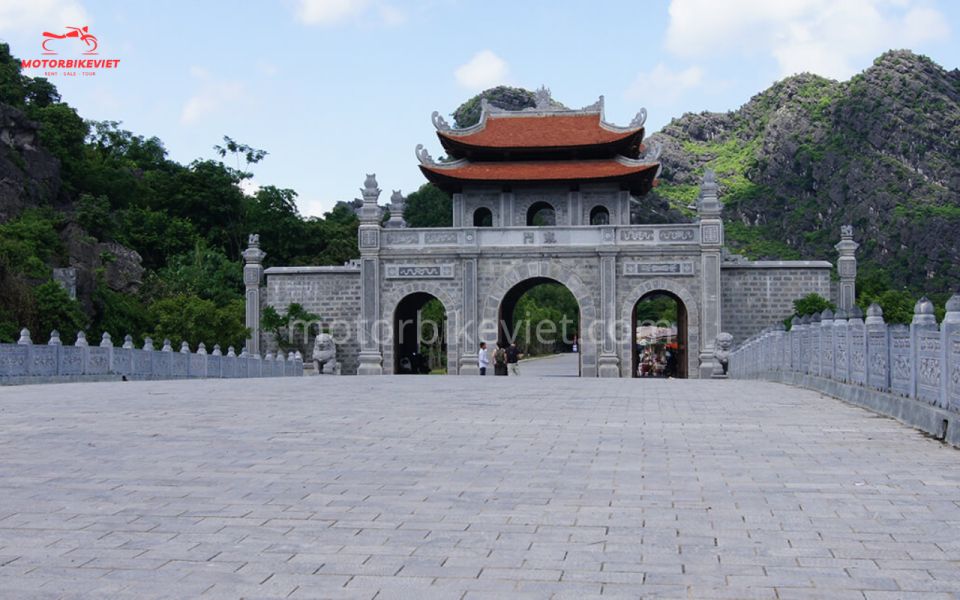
480,262,599,377
381,283,461,375
619,278,700,378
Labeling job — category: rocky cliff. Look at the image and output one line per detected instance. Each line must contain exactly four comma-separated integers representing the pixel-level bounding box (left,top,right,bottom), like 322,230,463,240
645,50,960,291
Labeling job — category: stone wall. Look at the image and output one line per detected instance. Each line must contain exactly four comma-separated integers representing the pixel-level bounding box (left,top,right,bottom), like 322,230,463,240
729,296,960,447
264,266,362,375
0,329,303,385
721,261,833,343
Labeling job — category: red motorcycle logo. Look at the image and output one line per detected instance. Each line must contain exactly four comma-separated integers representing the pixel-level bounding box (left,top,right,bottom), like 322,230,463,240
42,26,98,55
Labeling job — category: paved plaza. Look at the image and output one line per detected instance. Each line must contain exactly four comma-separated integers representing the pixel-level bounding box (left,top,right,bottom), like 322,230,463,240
1,371,959,599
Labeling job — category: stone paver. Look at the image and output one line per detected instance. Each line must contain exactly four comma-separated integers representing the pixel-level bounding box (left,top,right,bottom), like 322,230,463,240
515,353,580,377
1,376,959,599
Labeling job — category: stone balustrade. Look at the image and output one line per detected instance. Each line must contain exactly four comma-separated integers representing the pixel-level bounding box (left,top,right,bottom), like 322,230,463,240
0,329,304,384
729,295,960,445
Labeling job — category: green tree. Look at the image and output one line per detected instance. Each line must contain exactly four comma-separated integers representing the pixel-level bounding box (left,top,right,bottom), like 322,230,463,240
403,183,451,227
857,289,915,324
154,242,243,305
261,303,320,352
148,295,248,350
0,42,27,106
34,280,87,342
792,293,835,317
0,209,62,278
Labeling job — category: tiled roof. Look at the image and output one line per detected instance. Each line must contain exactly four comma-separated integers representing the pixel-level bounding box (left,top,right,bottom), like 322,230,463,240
419,158,658,193
439,113,641,149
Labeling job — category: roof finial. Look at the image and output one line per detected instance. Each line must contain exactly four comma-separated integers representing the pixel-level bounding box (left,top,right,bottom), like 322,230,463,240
534,85,552,109
431,110,451,132
629,108,648,129
415,144,436,166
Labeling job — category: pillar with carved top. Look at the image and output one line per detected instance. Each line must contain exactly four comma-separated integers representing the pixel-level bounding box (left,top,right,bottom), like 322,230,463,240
835,225,858,312
357,174,384,375
697,170,723,378
242,234,266,355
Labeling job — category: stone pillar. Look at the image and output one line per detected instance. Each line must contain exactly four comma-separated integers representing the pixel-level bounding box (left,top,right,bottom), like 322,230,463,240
835,225,858,311
943,294,960,412
597,250,619,377
697,170,723,378
910,296,942,405
242,234,266,355
865,303,889,391
459,254,479,375
384,190,407,229
357,174,384,375
820,309,834,380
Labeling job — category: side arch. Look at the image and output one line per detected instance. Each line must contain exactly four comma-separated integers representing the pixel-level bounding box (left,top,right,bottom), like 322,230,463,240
619,278,700,378
480,261,600,377
381,282,461,375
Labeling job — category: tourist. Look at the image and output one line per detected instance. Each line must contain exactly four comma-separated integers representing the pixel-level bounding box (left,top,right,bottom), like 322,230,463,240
478,342,489,375
506,342,523,376
494,344,508,376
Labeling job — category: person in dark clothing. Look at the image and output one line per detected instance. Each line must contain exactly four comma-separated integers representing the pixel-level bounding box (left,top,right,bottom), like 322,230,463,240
506,342,523,376
494,345,508,376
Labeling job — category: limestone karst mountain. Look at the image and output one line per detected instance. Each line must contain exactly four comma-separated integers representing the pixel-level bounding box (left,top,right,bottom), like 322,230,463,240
645,50,960,292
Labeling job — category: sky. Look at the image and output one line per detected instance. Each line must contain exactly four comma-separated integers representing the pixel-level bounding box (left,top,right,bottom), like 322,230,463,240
1,0,958,217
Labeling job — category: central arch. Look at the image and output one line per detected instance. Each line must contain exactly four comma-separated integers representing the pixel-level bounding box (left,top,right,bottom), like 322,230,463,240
480,262,599,377
526,201,556,226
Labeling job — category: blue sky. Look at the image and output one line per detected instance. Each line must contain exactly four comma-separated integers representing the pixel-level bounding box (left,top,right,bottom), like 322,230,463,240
1,0,958,216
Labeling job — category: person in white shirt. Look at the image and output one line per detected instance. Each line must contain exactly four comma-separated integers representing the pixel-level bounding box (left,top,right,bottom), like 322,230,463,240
478,342,489,376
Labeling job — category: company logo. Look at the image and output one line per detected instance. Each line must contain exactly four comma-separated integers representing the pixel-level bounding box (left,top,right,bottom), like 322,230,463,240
42,26,99,55
21,25,120,76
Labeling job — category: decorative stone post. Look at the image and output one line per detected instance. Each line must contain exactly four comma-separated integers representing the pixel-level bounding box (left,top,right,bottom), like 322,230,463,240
697,170,723,378
384,190,407,228
459,254,480,376
357,174,384,375
943,294,960,412
865,303,889,392
910,296,942,406
243,233,266,355
835,225,858,311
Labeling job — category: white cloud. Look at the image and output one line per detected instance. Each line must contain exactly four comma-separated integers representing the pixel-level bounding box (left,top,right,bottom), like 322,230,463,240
180,68,244,125
626,63,703,103
295,0,404,27
454,50,510,90
665,0,950,79
0,0,87,33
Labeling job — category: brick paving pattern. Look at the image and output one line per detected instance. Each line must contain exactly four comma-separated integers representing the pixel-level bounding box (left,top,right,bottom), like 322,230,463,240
1,373,959,599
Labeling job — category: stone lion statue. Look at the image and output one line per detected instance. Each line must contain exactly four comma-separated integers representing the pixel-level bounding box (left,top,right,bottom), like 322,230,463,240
312,332,340,375
713,332,734,378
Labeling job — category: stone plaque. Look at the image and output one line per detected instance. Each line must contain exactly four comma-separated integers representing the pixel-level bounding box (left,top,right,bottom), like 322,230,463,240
867,329,888,391
949,332,960,412
622,261,694,276
889,325,911,397
849,322,866,386
701,224,720,244
834,326,848,382
0,345,29,377
424,231,458,245
359,228,379,249
620,229,654,242
658,228,696,242
384,231,419,245
385,264,455,279
916,330,942,407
